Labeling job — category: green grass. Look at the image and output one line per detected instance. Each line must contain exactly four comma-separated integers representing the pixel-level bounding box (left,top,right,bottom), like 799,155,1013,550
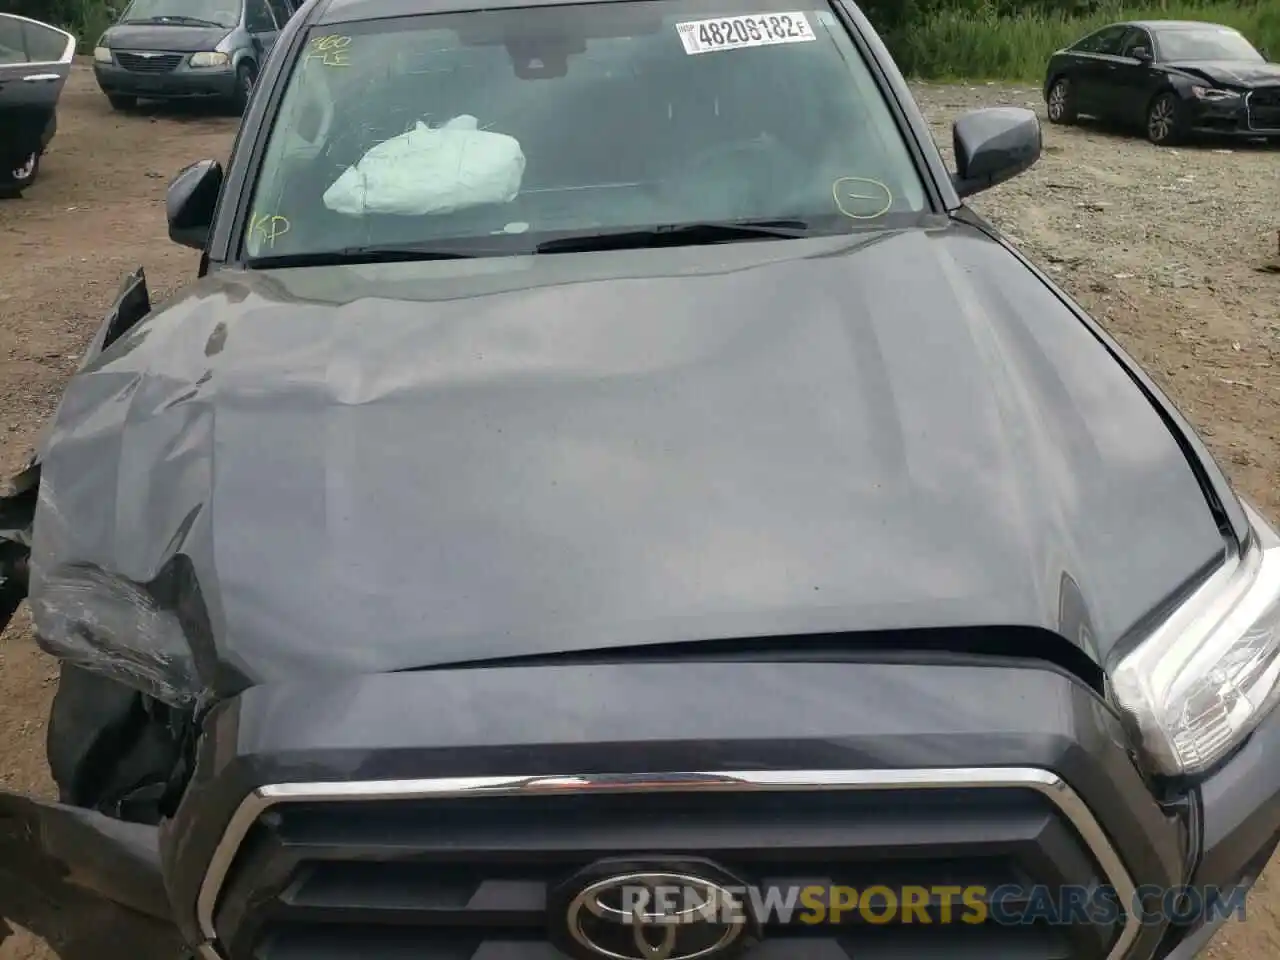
890,2,1280,81
14,0,1280,73
73,0,113,50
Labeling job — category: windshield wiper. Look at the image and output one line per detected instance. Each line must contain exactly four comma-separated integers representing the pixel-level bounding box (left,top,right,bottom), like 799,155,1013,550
127,15,226,25
535,219,811,254
246,223,810,268
245,245,503,269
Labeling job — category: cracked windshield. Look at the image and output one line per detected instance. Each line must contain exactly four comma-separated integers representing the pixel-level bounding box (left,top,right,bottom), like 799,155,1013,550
243,0,929,259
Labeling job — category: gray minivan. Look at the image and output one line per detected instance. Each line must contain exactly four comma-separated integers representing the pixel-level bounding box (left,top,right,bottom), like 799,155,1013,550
92,0,296,112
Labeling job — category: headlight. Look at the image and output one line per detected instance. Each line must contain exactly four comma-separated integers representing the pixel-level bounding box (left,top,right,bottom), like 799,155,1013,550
190,51,230,67
1113,502,1280,777
93,45,113,63
1191,85,1241,101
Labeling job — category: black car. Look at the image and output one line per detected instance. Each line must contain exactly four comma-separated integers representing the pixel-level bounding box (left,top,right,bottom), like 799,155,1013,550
92,0,296,111
2,0,1280,958
1044,19,1280,145
0,12,75,196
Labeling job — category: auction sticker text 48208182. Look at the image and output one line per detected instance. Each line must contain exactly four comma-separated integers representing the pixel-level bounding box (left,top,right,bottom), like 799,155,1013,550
676,12,815,54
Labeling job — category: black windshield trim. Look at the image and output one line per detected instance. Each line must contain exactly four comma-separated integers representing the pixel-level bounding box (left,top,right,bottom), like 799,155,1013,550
121,13,235,25
534,219,813,254
245,249,484,269
241,216,948,268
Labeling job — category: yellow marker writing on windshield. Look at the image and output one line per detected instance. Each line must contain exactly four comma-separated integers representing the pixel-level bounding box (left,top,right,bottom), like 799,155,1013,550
832,176,893,220
248,212,291,248
305,34,352,67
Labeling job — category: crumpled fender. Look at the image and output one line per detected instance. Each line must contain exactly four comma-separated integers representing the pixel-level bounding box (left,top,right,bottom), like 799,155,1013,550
0,267,152,638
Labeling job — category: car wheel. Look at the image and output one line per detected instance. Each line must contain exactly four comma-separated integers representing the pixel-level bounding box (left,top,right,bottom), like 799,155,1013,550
107,93,137,111
1046,77,1077,125
1146,92,1182,146
0,151,39,199
231,61,257,114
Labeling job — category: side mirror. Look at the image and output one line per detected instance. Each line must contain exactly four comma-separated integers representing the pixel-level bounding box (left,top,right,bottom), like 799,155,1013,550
1131,45,1153,62
951,107,1042,199
105,3,118,16
166,159,223,250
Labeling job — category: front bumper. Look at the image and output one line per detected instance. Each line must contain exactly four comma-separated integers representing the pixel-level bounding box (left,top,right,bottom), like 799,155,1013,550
0,791,183,959
6,658,1280,960
1184,91,1280,137
93,59,237,100
159,660,1186,960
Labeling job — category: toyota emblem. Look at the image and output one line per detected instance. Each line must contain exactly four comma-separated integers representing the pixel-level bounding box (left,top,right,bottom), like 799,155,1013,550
557,866,755,960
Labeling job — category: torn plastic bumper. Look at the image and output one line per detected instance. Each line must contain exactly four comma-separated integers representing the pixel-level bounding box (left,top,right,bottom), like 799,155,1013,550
0,790,181,960
0,458,38,637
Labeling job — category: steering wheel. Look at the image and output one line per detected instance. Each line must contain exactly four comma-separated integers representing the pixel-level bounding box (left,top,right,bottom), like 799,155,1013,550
663,135,802,218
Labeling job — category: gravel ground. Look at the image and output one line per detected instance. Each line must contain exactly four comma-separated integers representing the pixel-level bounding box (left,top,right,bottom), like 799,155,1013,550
0,63,1277,959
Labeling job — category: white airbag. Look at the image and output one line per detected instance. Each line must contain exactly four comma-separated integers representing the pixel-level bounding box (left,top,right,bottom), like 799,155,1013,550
323,115,526,216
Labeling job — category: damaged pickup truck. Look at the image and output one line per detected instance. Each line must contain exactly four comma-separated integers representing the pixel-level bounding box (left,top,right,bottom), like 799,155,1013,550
3,0,1280,957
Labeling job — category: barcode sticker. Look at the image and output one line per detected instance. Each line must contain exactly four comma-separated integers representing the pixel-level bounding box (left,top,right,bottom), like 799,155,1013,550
675,12,816,55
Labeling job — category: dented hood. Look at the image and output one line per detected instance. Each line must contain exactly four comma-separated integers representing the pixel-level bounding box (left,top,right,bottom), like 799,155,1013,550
27,224,1224,704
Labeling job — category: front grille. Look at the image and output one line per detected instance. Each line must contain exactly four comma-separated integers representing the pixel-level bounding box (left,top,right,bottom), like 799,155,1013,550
115,51,183,73
210,783,1127,960
1247,87,1280,131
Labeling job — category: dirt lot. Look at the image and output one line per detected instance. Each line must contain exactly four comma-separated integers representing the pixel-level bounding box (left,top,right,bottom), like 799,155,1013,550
0,62,1277,959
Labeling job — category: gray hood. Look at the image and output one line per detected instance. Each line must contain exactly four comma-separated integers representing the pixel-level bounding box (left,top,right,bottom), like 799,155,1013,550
28,222,1225,703
103,23,232,52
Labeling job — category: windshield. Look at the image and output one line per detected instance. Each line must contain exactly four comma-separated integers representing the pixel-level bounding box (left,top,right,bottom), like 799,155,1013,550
120,0,239,28
242,0,929,261
1157,27,1262,62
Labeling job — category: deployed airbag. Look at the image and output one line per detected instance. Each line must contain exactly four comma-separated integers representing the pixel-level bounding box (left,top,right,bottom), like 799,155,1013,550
322,115,526,216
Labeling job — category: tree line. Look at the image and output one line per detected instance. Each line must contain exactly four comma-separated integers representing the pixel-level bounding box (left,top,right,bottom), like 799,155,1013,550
3,0,1110,26
3,0,1274,82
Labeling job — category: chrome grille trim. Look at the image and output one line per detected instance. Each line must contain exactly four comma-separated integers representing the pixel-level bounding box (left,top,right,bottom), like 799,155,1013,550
1245,90,1280,133
194,766,1140,960
115,50,184,72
